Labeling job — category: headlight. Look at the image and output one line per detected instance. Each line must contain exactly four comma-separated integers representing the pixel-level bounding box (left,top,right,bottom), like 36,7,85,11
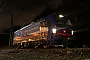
72,30,73,35
52,28,56,33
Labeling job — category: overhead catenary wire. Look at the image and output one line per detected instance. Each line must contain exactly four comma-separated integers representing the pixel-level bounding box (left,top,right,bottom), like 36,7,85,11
0,0,8,12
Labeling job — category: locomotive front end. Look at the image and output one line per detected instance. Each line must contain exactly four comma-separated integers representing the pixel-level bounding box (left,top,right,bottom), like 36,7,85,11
50,27,75,47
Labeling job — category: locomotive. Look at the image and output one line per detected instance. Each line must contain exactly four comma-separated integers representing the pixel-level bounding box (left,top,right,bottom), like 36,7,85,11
13,14,75,48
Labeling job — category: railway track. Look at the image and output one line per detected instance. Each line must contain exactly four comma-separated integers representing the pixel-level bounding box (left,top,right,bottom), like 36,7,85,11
0,48,90,60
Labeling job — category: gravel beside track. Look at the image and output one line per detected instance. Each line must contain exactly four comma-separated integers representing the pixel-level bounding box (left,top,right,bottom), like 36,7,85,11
0,48,90,60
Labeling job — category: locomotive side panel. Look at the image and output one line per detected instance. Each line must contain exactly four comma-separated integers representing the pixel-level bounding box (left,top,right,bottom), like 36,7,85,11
13,21,49,48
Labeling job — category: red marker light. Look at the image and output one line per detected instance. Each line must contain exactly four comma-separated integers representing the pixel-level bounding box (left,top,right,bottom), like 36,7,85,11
63,30,66,33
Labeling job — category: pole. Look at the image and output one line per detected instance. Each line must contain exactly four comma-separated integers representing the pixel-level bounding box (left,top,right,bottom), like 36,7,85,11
9,14,13,48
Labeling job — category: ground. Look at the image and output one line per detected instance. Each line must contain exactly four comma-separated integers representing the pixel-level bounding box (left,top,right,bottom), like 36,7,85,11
0,47,90,60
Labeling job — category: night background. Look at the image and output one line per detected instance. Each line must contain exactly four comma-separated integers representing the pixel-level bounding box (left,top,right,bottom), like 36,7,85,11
0,0,90,47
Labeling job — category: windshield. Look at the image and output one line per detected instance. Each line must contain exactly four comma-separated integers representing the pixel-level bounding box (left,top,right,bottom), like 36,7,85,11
54,18,72,27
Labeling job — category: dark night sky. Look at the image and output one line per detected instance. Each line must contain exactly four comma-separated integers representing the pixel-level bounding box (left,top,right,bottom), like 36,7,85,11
0,0,62,32
0,0,90,35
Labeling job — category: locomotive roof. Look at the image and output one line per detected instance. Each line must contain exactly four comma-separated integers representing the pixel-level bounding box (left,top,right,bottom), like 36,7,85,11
14,20,45,34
